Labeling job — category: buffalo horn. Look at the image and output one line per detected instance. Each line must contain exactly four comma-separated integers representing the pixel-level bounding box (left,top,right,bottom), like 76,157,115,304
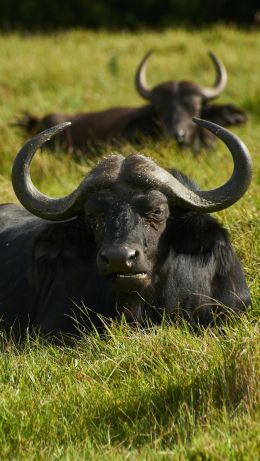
12,122,124,221
200,51,227,100
123,119,252,213
12,120,252,220
135,49,153,100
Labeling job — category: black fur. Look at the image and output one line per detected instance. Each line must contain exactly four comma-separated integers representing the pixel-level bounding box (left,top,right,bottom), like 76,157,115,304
0,169,250,340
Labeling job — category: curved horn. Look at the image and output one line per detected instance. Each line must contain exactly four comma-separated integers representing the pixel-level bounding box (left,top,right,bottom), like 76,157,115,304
12,123,123,221
200,51,227,100
124,119,252,213
135,49,153,100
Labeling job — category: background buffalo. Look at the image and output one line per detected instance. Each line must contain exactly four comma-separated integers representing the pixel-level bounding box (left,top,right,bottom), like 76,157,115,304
16,51,247,152
16,50,247,152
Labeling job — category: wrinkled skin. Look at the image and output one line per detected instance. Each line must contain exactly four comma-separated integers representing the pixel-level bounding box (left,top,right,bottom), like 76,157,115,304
0,171,250,339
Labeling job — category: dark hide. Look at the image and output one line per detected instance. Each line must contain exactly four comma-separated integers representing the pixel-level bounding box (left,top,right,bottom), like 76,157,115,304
0,170,250,340
200,104,248,147
15,106,160,153
15,84,247,153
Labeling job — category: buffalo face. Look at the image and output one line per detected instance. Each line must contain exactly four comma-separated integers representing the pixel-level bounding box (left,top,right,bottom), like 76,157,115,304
85,187,170,292
151,81,204,145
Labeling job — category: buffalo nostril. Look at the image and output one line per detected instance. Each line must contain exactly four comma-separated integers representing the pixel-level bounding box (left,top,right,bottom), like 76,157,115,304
176,129,185,141
128,249,139,261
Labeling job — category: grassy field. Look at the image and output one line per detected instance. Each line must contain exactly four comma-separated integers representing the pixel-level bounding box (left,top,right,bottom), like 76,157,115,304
0,26,259,460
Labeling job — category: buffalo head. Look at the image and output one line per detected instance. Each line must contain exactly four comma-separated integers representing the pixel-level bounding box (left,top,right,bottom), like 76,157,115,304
12,119,252,300
135,50,228,145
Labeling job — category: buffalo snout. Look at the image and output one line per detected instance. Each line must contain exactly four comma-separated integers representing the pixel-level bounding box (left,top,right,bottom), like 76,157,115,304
97,244,150,291
169,123,196,146
173,128,186,144
98,245,141,275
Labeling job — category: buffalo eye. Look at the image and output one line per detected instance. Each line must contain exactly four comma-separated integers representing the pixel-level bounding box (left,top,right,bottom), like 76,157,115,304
152,208,163,216
143,208,165,221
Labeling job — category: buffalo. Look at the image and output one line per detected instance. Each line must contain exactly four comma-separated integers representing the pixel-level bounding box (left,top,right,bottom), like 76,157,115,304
0,118,252,339
16,51,247,153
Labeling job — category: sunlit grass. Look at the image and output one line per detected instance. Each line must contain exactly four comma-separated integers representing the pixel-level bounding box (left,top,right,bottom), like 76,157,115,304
0,26,259,460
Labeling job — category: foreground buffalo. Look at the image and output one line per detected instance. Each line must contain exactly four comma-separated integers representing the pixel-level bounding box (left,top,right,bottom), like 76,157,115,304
0,119,252,339
16,51,247,152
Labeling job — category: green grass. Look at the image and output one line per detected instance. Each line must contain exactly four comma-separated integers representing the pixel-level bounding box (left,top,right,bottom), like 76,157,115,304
0,26,259,460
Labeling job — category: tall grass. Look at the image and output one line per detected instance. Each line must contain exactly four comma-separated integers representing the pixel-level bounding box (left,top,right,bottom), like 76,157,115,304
0,26,259,460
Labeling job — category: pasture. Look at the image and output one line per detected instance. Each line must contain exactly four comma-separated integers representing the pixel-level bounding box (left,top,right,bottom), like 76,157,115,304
0,26,259,460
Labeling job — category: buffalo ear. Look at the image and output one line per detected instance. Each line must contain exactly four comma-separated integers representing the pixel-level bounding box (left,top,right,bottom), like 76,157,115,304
32,229,63,262
201,104,247,127
28,226,64,286
32,219,90,263
169,209,230,256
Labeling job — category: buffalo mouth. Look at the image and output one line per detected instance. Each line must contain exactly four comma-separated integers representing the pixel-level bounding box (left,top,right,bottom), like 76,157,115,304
107,272,150,290
115,272,147,280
